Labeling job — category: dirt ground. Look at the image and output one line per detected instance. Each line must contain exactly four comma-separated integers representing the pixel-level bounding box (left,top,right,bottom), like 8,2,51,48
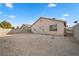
0,33,79,56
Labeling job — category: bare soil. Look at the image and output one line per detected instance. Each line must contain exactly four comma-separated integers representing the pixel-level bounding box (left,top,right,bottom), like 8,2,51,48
0,33,79,56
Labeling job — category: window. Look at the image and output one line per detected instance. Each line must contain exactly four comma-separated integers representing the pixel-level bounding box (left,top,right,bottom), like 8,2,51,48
49,25,57,31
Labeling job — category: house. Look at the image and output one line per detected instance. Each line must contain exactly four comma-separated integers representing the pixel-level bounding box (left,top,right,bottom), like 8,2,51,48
30,17,66,36
20,24,31,32
73,23,79,42
8,24,31,34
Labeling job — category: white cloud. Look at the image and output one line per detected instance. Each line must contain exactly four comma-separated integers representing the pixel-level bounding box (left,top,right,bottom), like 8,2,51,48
61,17,65,20
63,14,69,17
5,3,13,8
9,15,16,19
0,11,2,14
48,3,57,7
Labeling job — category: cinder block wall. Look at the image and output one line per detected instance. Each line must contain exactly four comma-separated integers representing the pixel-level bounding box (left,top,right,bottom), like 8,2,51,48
73,23,79,42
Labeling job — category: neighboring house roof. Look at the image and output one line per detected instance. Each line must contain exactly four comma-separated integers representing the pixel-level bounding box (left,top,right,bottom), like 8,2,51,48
16,26,20,29
20,24,31,29
30,17,66,28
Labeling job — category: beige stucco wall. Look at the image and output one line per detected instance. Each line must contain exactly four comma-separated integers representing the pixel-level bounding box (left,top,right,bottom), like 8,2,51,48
0,28,12,36
73,23,79,42
31,19,65,36
0,26,30,36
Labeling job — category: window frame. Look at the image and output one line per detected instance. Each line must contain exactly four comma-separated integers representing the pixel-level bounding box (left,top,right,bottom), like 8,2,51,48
49,24,57,31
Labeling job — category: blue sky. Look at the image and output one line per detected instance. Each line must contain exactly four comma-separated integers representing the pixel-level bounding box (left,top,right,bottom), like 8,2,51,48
0,3,79,27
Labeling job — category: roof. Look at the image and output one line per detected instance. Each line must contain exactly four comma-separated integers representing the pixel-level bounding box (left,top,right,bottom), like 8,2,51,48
20,24,31,29
30,17,66,27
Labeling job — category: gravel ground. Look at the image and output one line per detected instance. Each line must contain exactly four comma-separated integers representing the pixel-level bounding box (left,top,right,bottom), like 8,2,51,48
0,33,79,56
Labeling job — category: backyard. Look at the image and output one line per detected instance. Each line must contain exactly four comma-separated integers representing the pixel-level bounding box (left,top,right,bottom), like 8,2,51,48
0,33,79,56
